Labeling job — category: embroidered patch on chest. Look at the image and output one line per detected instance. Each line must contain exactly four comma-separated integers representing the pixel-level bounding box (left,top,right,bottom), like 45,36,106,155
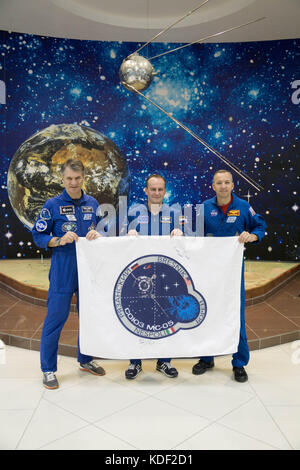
59,205,75,215
62,222,77,232
227,210,240,216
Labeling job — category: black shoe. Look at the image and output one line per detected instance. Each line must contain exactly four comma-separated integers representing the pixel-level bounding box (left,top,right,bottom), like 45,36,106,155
192,359,215,375
233,366,248,383
125,363,142,380
156,361,178,378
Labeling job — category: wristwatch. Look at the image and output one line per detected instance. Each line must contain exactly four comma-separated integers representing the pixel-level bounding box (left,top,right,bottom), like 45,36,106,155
56,237,61,246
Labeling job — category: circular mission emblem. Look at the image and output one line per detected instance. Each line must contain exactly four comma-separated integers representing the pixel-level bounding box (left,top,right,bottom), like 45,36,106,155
113,254,207,339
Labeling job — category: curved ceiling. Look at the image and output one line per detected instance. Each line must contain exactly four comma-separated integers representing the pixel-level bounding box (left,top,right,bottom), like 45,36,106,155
48,0,256,29
0,0,299,43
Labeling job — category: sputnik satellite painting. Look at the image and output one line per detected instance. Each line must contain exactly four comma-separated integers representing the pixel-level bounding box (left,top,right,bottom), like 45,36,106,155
119,0,265,191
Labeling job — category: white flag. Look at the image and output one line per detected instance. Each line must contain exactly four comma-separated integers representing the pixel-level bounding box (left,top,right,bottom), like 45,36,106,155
76,236,243,359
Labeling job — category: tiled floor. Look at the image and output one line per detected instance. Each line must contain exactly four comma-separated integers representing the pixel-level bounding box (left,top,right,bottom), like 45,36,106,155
0,271,299,354
0,343,300,450
0,267,299,450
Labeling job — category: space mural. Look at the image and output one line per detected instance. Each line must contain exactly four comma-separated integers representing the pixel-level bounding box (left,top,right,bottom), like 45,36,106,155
0,30,299,261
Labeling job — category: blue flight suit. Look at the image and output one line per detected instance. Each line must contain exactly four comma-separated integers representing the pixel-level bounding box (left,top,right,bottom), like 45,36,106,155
121,202,188,237
32,189,101,372
200,193,266,367
121,202,185,365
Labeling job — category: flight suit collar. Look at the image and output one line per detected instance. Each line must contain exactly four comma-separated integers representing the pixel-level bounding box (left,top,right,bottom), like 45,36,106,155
61,189,87,204
211,192,237,209
147,203,170,216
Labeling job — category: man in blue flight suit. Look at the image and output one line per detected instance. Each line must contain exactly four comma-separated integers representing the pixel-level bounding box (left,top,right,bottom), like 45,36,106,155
122,173,185,380
192,169,266,382
32,159,106,389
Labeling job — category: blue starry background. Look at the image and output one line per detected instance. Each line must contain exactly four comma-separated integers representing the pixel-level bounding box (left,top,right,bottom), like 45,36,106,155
0,30,299,260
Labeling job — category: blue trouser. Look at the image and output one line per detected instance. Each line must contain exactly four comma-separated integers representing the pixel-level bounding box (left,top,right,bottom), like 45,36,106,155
130,358,171,365
200,269,249,368
40,290,92,372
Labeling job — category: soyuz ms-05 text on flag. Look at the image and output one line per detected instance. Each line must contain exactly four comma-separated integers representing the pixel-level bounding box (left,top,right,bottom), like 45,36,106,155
76,236,244,359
